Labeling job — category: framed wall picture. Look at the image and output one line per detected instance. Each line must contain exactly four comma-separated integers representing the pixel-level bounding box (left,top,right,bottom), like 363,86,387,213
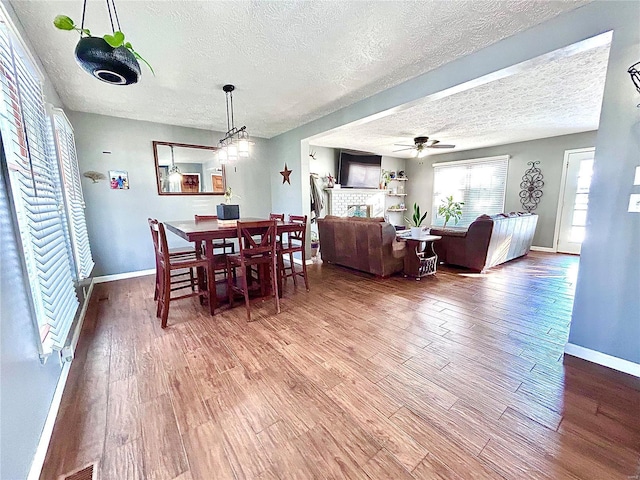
109,170,129,190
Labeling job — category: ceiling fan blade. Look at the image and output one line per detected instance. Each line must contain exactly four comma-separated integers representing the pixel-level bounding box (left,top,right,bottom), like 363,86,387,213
428,144,455,149
393,147,415,152
393,144,415,147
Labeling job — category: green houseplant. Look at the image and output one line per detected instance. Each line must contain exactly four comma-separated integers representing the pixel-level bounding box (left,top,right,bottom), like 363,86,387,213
405,202,428,237
438,196,464,228
53,14,153,85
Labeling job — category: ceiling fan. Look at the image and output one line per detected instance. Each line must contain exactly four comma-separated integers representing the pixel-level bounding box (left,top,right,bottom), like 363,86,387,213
393,136,455,157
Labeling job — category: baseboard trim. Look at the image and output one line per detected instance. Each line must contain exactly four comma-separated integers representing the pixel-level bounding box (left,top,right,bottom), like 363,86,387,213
27,280,95,480
94,268,155,283
530,246,556,253
565,343,640,377
292,258,314,266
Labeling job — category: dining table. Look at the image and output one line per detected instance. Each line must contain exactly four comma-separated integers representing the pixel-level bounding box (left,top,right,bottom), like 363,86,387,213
164,217,299,314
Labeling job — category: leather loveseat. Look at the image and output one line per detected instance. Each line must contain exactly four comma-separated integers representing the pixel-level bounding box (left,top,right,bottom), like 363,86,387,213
317,216,405,277
430,212,538,272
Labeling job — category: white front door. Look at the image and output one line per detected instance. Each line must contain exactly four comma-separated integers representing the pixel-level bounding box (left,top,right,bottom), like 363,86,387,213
556,148,595,254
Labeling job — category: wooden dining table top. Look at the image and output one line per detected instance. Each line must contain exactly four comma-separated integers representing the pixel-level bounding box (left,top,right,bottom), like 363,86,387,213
165,217,299,242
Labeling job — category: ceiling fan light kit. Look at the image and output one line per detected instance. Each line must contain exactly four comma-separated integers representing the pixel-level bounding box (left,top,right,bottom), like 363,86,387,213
393,136,456,156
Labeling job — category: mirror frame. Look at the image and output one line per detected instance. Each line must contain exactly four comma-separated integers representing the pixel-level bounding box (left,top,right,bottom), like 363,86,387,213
153,140,226,196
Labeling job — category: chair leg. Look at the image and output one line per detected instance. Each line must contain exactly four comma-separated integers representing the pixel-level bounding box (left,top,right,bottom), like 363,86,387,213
301,250,310,292
160,268,171,328
154,258,160,300
227,260,234,308
272,256,281,314
242,271,252,321
289,251,298,286
189,267,195,292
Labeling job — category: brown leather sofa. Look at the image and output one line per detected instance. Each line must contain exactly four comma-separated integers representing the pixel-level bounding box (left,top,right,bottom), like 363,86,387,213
317,216,405,277
430,212,538,272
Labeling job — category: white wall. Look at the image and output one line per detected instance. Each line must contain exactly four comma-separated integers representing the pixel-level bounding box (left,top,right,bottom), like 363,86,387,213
405,131,597,248
68,111,272,276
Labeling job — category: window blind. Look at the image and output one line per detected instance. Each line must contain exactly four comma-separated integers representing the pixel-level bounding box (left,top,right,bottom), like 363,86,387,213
0,16,79,355
52,109,94,280
432,156,509,228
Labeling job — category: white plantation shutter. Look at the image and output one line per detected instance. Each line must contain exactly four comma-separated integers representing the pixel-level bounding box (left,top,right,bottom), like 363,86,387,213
0,15,79,355
432,155,509,227
52,109,94,280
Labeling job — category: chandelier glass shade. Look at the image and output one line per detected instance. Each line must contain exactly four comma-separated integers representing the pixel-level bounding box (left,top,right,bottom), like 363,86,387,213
217,84,250,164
168,145,182,181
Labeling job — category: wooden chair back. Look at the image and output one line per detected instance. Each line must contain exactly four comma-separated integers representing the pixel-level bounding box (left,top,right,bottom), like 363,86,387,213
269,213,285,222
149,219,171,266
288,214,307,245
236,220,278,262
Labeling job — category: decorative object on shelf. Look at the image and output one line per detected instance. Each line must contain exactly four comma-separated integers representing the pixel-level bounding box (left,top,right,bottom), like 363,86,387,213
390,171,396,179
83,171,105,183
280,163,292,184
53,0,153,85
405,202,428,237
398,170,406,178
326,173,335,188
519,161,544,212
109,170,129,189
628,62,640,94
437,196,464,227
216,84,250,164
309,150,317,160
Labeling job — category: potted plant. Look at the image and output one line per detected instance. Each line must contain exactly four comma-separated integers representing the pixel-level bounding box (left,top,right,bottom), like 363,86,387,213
380,170,391,189
438,196,464,228
217,187,241,219
53,14,153,85
405,203,428,238
310,231,320,258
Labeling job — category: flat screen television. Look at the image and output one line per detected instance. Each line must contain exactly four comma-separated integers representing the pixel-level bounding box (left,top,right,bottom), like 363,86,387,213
338,150,382,188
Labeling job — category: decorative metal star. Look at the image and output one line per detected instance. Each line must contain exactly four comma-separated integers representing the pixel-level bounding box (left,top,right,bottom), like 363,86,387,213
280,163,292,184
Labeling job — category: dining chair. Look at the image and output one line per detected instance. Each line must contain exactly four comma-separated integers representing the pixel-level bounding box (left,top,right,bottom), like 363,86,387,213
269,213,285,222
151,220,212,328
278,214,310,291
226,220,280,321
148,218,198,301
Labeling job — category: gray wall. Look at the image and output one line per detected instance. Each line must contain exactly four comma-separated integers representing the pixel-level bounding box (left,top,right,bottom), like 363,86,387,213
569,5,640,364
0,1,66,478
68,112,272,276
405,131,597,248
268,2,640,367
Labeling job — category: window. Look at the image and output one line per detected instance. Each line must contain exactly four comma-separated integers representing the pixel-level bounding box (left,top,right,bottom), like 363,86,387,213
0,12,79,356
432,155,509,227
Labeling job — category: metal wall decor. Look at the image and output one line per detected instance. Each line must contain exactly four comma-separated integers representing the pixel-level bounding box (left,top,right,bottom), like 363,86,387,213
628,62,640,94
519,161,544,212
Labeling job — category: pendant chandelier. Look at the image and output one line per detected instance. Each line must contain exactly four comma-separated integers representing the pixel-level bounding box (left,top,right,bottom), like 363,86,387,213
168,145,182,181
217,84,250,164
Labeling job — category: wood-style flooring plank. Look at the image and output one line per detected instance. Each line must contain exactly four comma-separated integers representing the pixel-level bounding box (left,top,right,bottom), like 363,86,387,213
40,252,640,480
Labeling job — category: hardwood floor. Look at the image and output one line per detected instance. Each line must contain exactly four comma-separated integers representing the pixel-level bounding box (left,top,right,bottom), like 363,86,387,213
42,252,640,480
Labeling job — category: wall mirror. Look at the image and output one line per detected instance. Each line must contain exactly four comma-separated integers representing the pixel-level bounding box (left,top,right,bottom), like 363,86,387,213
153,141,225,195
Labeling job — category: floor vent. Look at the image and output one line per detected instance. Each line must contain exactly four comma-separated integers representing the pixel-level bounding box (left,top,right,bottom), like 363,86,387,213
58,463,97,480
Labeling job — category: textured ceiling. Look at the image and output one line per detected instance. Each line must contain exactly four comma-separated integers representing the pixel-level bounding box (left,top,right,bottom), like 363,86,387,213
310,42,610,157
10,0,587,138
